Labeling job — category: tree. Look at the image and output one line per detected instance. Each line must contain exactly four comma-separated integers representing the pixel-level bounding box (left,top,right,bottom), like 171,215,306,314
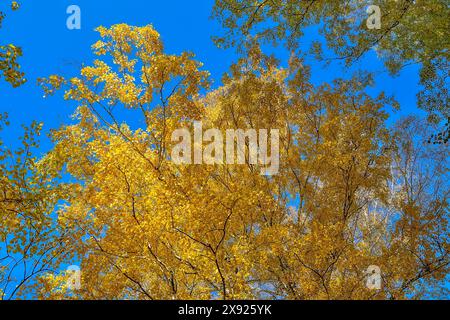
33,25,449,299
0,114,70,299
212,0,449,141
0,2,64,300
388,116,449,298
0,1,25,88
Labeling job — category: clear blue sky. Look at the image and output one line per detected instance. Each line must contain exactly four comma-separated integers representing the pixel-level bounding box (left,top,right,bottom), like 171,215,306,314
0,0,426,153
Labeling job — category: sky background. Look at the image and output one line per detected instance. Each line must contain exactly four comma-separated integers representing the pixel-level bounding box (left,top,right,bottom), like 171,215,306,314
0,0,426,153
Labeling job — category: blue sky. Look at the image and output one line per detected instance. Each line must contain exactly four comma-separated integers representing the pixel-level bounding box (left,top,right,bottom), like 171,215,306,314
0,0,426,153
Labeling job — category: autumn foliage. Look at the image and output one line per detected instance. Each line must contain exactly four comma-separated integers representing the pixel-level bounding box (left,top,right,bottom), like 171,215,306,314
1,4,449,301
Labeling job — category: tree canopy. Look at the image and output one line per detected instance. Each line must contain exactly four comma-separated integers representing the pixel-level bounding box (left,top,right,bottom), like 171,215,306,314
0,3,449,300
28,26,450,299
213,0,449,140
